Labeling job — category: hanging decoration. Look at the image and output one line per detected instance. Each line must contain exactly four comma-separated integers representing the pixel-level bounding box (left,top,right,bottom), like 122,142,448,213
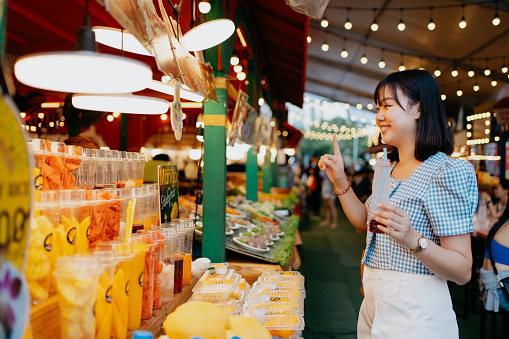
170,79,184,140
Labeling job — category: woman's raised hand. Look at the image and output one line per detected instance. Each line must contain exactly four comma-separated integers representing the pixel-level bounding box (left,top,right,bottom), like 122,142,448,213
318,134,348,189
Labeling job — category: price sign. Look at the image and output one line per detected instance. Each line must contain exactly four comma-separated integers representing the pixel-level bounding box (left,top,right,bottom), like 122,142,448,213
158,165,179,223
0,94,31,338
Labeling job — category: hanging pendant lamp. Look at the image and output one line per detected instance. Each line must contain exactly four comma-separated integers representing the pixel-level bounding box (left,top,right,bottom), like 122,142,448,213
183,18,235,51
14,4,152,94
92,26,153,56
72,93,169,114
148,80,204,103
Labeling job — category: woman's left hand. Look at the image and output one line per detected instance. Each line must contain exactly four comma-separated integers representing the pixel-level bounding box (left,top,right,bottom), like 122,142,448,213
374,203,421,249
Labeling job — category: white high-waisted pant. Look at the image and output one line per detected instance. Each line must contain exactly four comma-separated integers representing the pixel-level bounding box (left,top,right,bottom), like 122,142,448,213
357,266,459,339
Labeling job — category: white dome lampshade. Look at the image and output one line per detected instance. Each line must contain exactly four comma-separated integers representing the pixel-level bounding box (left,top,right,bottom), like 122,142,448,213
92,26,153,56
183,19,235,51
72,94,170,114
15,51,153,94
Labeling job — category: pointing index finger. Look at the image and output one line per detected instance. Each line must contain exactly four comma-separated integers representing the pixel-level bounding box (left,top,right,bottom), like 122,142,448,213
333,134,342,158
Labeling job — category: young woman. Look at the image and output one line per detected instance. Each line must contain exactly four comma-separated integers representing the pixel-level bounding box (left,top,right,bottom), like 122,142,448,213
479,202,509,312
319,69,478,338
482,180,509,219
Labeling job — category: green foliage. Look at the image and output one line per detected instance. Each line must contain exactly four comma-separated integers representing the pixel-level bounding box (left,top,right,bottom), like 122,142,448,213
270,215,300,266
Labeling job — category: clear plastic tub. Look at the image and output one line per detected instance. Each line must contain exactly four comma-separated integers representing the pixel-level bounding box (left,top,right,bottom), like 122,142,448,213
137,230,165,310
247,310,304,339
251,284,305,300
44,141,67,190
28,138,46,190
190,286,244,303
209,263,229,275
193,269,241,292
131,187,148,233
244,300,303,316
63,145,82,189
77,148,97,189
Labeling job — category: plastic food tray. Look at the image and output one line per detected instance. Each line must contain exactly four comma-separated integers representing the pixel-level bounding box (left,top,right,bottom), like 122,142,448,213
251,284,306,300
191,286,245,303
193,269,241,292
244,300,303,316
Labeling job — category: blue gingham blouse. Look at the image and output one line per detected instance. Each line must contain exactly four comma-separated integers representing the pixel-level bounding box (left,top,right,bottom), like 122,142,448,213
363,152,478,275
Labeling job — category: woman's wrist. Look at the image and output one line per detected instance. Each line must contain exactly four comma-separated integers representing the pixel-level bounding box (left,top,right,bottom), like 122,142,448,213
334,180,350,193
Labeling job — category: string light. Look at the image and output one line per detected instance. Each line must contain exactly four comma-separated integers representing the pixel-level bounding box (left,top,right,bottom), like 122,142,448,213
321,41,329,51
230,53,239,65
502,57,508,73
493,1,500,26
492,77,498,87
160,113,168,121
468,59,475,77
198,0,211,14
428,7,436,30
340,38,348,58
344,8,352,30
441,93,446,101
321,17,329,28
378,49,386,69
356,103,363,109
451,61,458,77
485,58,491,76
398,53,405,71
398,8,406,31
113,112,120,118
371,8,379,31
434,59,441,77
367,103,374,110
473,80,480,92
20,112,26,118
307,36,311,43
457,86,463,97
233,65,243,73
107,114,114,122
459,5,467,29
237,72,246,81
360,45,368,64
38,112,44,119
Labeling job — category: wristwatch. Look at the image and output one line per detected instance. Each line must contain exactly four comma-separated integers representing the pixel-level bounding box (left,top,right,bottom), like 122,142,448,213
411,235,428,253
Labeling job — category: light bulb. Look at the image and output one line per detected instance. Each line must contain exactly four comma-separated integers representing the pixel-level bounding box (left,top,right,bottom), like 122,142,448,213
378,60,386,69
321,19,329,28
485,68,491,76
230,55,239,65
49,121,54,127
502,66,508,73
434,68,441,77
344,20,352,30
367,103,373,110
198,1,211,14
459,17,467,29
473,84,479,91
492,79,498,87
237,72,246,81
371,22,379,31
162,74,172,83
344,103,350,109
341,49,348,58
467,132,472,137
356,103,362,109
398,20,405,31
160,113,168,121
360,55,368,64
441,94,446,100
399,64,406,71
258,98,265,106
468,69,475,77
113,112,120,118
457,89,463,96
306,36,311,43
20,112,26,118
451,69,458,77
321,43,329,51
38,112,44,119
493,13,500,26
233,65,243,73
107,115,114,122
428,19,435,31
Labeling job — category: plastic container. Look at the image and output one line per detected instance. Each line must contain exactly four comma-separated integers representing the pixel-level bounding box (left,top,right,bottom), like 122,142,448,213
28,138,46,190
166,221,185,293
209,263,229,275
145,183,160,228
369,156,391,233
44,141,67,190
135,153,146,187
104,241,135,339
125,152,137,188
247,310,304,339
193,269,241,292
94,149,109,189
131,187,148,233
77,148,97,189
160,226,177,301
132,330,153,339
137,230,165,310
127,235,149,330
244,300,302,316
53,255,102,339
63,145,83,189
90,250,118,339
190,286,244,303
26,190,58,303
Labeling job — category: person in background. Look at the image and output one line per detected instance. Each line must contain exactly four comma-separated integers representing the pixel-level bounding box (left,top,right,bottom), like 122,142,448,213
319,69,477,338
309,155,322,219
482,179,509,219
354,168,374,203
479,202,509,312
64,135,100,149
144,154,171,183
319,170,338,229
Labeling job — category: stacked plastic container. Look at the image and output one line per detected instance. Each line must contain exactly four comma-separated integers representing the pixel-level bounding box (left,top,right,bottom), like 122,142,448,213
243,270,306,339
189,263,250,316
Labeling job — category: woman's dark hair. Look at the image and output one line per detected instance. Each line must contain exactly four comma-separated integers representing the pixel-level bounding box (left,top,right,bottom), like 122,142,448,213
499,179,509,191
373,69,454,162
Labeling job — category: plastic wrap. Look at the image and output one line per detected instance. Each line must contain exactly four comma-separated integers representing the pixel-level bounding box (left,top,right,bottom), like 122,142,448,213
284,0,330,19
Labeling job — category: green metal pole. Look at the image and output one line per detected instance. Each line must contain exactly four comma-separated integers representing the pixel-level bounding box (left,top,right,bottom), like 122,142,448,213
246,149,258,201
202,72,227,262
272,155,278,187
262,157,271,193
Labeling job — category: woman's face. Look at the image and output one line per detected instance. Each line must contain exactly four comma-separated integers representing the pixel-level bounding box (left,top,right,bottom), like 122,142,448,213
494,184,508,199
375,86,420,149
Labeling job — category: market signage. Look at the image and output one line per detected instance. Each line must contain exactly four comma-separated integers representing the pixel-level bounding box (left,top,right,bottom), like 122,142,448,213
158,165,179,223
0,94,31,338
229,89,249,146
101,0,208,98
